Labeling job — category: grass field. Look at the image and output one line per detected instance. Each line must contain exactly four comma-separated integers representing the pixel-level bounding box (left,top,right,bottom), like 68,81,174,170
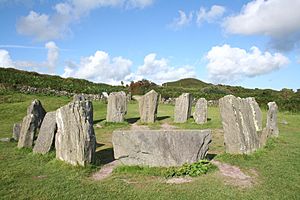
0,93,300,199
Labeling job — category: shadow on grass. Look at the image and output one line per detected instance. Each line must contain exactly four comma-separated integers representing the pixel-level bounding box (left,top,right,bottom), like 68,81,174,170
94,118,105,124
207,118,212,121
94,147,115,165
157,116,170,121
206,153,217,161
126,117,140,124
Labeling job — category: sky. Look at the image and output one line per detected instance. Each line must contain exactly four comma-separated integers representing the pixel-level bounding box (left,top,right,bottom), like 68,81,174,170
0,0,299,90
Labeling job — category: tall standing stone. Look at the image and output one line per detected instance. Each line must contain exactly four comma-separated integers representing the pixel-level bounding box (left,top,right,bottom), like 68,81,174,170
18,100,46,148
33,111,57,154
106,91,127,122
193,98,208,124
12,123,21,141
55,100,96,166
174,93,192,123
266,102,279,137
246,97,262,131
219,95,260,154
139,90,159,123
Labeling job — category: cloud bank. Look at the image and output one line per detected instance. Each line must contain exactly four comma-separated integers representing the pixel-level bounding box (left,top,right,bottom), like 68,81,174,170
206,44,289,83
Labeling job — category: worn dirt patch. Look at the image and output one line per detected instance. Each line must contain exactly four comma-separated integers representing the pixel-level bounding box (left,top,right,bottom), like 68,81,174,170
130,123,150,130
160,123,177,130
211,160,257,188
91,160,119,181
165,177,192,184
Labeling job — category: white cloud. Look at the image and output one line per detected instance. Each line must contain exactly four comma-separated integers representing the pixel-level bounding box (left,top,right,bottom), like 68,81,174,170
197,5,225,25
169,10,193,29
62,50,133,85
0,50,14,68
45,41,59,73
223,0,300,51
206,44,289,83
135,53,196,84
0,41,60,73
17,0,154,41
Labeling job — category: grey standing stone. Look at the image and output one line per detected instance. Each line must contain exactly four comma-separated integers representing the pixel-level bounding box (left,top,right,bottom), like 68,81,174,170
55,100,96,166
246,97,262,131
193,98,208,124
266,102,279,137
18,100,46,148
138,90,159,123
112,129,211,167
12,123,21,141
73,94,86,101
174,93,192,123
219,95,260,154
106,91,127,122
33,112,57,154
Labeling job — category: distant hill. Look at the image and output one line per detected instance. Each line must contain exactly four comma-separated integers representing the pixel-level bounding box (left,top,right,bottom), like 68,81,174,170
0,67,122,94
162,78,211,88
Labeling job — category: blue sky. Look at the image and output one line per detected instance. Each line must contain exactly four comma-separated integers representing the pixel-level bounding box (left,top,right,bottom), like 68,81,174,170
0,0,299,90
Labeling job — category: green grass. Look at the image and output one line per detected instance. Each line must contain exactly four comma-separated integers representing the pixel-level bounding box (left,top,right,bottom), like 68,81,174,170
0,93,300,199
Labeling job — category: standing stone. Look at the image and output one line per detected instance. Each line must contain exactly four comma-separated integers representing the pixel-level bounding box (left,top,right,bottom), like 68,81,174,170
246,97,262,131
18,100,46,148
174,93,192,123
12,123,21,141
139,90,159,123
219,95,260,154
106,91,127,122
112,129,211,167
55,100,96,166
73,94,86,101
193,98,208,124
33,112,57,154
266,102,279,137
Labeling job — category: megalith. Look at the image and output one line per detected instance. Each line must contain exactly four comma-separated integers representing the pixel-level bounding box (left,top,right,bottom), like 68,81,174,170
12,123,21,141
219,95,261,154
138,90,159,123
174,93,192,123
266,102,279,137
55,100,96,166
18,100,46,148
193,98,208,124
33,111,57,154
106,91,127,122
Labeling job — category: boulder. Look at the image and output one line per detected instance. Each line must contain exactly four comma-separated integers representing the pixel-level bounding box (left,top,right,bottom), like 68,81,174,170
106,91,127,122
12,123,21,141
18,100,46,148
219,95,260,154
112,129,211,167
266,102,279,137
33,111,57,154
193,98,208,124
138,90,159,123
174,93,192,123
55,100,96,166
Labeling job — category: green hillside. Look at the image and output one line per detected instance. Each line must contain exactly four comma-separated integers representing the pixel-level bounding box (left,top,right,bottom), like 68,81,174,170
162,78,211,88
0,67,123,94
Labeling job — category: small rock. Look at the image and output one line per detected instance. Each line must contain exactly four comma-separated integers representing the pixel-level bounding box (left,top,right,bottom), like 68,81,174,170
0,138,13,142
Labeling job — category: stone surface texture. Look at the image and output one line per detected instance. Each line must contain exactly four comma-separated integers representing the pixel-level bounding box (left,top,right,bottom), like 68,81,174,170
106,91,127,122
18,100,46,148
246,97,262,131
193,98,208,124
174,93,192,123
13,123,21,141
266,102,279,137
112,129,211,167
55,100,96,166
219,95,261,154
138,90,159,123
33,111,57,154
